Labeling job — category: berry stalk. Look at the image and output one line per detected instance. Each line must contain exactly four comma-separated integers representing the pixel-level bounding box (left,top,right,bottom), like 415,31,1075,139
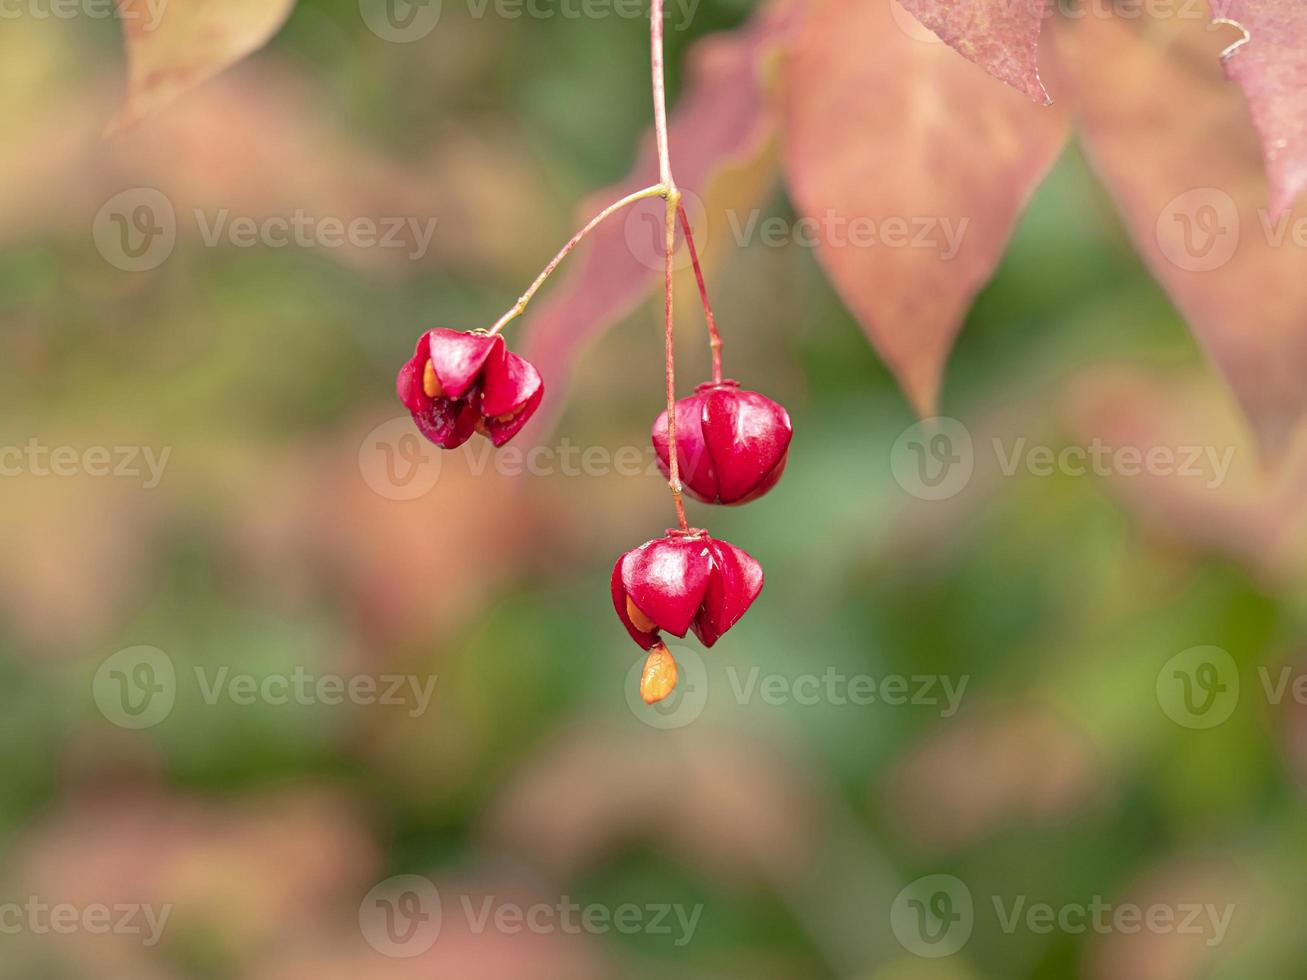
677,203,723,385
651,0,689,532
487,182,667,337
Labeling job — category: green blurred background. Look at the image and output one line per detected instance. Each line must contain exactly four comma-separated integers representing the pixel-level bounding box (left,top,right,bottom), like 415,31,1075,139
1,1,1305,977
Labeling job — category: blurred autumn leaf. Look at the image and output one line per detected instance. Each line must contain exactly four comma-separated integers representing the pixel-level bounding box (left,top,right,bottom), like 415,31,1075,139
110,0,297,134
1213,0,1307,220
781,0,1068,417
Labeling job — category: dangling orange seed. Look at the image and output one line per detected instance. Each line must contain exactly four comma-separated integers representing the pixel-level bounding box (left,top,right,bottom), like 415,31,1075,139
640,643,677,705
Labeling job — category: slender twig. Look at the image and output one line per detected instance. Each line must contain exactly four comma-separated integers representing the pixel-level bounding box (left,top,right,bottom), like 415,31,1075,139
676,204,723,384
651,0,687,531
488,183,667,337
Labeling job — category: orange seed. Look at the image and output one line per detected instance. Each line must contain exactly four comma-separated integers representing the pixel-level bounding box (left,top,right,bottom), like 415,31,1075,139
625,595,657,633
640,644,677,705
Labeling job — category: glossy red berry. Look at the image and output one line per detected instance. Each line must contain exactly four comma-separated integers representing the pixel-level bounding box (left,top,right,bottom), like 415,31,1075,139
612,528,763,651
652,380,792,505
396,328,543,449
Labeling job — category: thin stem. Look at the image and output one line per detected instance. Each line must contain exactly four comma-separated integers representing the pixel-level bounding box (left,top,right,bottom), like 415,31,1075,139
676,204,723,384
650,0,673,190
664,189,688,531
488,183,667,336
651,0,687,531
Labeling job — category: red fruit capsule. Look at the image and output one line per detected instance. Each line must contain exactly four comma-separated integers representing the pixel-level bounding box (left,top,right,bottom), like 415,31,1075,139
396,328,543,449
652,381,792,505
611,529,764,650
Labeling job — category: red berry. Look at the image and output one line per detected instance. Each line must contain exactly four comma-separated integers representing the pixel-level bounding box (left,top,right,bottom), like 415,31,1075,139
652,381,792,505
396,328,543,448
611,528,763,650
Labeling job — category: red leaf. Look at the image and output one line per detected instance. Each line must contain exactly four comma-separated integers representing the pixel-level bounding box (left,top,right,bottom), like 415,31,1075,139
897,0,1052,104
1066,9,1307,455
781,0,1069,416
518,4,796,416
1211,0,1307,220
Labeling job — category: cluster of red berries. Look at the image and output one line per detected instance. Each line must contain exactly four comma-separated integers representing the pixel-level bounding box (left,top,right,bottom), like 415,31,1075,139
399,323,791,705
394,330,784,705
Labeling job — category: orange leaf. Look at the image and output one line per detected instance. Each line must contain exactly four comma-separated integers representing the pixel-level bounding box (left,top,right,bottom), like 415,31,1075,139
781,0,1069,416
1066,9,1307,455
